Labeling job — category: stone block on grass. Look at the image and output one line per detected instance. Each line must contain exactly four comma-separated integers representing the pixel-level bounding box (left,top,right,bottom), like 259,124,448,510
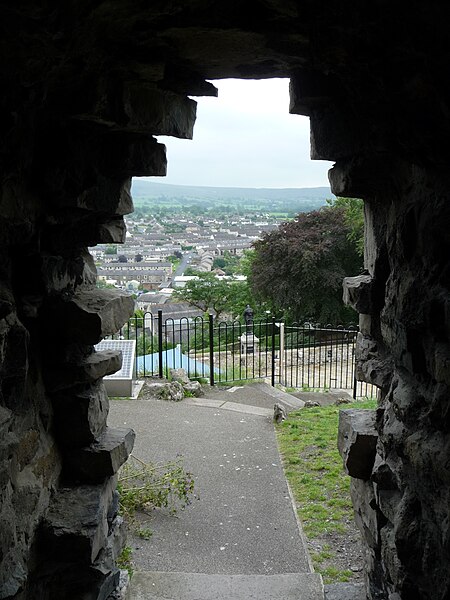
338,409,378,480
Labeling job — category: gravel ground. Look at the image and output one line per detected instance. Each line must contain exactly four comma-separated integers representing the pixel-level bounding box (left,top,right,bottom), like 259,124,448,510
308,525,365,583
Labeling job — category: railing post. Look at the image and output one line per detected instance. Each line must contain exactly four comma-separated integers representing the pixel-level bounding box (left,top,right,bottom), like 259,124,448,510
209,314,215,386
353,375,357,400
271,316,276,387
279,321,285,386
158,309,163,379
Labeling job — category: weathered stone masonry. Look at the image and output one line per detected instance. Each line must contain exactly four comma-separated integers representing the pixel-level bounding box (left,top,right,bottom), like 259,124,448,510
1,3,449,599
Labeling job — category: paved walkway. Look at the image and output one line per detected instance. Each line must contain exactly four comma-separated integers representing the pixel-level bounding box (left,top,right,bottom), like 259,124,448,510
108,383,312,576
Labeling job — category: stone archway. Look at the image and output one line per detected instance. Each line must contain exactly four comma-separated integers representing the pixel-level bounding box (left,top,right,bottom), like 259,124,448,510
1,4,449,599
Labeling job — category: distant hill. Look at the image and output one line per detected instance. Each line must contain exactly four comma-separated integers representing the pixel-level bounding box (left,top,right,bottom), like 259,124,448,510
131,179,334,207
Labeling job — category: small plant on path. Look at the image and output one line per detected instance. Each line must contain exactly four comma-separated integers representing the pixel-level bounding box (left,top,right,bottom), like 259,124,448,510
118,454,196,534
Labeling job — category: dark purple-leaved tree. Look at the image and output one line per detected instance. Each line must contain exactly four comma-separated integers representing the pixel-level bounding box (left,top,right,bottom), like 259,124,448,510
249,202,363,324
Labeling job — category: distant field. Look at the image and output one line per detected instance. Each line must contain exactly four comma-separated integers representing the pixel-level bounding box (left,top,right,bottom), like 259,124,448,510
131,180,333,214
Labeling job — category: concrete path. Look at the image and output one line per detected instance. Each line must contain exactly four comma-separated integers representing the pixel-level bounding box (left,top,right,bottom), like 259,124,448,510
128,572,324,600
108,383,312,576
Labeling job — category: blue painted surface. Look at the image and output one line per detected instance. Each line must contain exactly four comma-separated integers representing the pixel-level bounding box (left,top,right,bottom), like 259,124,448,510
136,344,220,376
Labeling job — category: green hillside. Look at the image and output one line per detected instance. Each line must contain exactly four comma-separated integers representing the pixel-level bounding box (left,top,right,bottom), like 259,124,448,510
131,179,333,214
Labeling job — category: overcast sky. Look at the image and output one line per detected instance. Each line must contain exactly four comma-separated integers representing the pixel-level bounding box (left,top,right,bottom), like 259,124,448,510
139,78,332,189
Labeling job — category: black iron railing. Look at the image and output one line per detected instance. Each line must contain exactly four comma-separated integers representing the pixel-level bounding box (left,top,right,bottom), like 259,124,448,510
109,311,378,398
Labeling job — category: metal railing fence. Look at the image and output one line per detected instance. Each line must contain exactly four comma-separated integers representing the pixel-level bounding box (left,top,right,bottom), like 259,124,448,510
109,310,378,398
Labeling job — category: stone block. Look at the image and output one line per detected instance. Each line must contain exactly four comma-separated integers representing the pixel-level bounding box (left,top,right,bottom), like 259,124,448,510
64,427,135,483
0,318,29,411
29,562,120,600
359,314,372,336
169,368,190,384
431,342,450,386
0,507,27,598
123,84,197,139
99,133,167,178
41,250,97,294
41,476,117,564
161,67,218,97
75,177,134,216
50,288,135,345
350,478,379,550
0,283,14,320
49,173,133,217
94,515,127,573
0,405,12,435
328,155,397,198
108,490,120,528
309,105,364,161
183,381,204,397
52,383,109,447
98,218,127,244
47,350,123,392
43,216,102,254
338,409,378,480
145,381,184,401
343,275,373,314
289,70,335,116
355,333,394,391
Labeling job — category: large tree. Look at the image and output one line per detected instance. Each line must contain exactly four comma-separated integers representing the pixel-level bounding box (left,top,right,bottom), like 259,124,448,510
173,272,250,321
249,201,363,323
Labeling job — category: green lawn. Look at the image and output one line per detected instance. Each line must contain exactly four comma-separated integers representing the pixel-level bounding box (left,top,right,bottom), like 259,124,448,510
276,398,377,583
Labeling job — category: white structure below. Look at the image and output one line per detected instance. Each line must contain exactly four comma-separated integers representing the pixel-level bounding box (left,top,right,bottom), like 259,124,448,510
95,339,137,397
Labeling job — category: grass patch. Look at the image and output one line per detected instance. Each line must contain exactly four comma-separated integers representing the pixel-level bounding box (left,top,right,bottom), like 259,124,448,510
117,545,133,577
276,398,376,583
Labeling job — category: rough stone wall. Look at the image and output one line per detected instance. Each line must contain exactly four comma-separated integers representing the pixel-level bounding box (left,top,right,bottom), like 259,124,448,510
0,6,182,596
339,166,450,600
1,3,450,599
0,131,140,597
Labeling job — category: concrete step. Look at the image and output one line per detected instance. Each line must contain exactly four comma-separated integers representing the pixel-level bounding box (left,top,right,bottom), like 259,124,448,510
252,382,305,412
127,571,324,600
324,583,366,600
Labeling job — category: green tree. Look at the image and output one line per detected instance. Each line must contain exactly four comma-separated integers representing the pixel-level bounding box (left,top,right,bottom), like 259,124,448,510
328,197,364,256
174,273,250,321
96,278,116,289
238,249,256,277
212,256,226,270
212,251,240,275
249,202,363,323
136,333,174,356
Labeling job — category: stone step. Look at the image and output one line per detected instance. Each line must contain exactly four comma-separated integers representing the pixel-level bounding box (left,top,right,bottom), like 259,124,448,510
253,382,306,412
127,571,324,600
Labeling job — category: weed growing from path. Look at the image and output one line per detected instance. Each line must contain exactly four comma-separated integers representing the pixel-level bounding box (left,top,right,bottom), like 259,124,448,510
117,545,133,577
276,399,376,583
